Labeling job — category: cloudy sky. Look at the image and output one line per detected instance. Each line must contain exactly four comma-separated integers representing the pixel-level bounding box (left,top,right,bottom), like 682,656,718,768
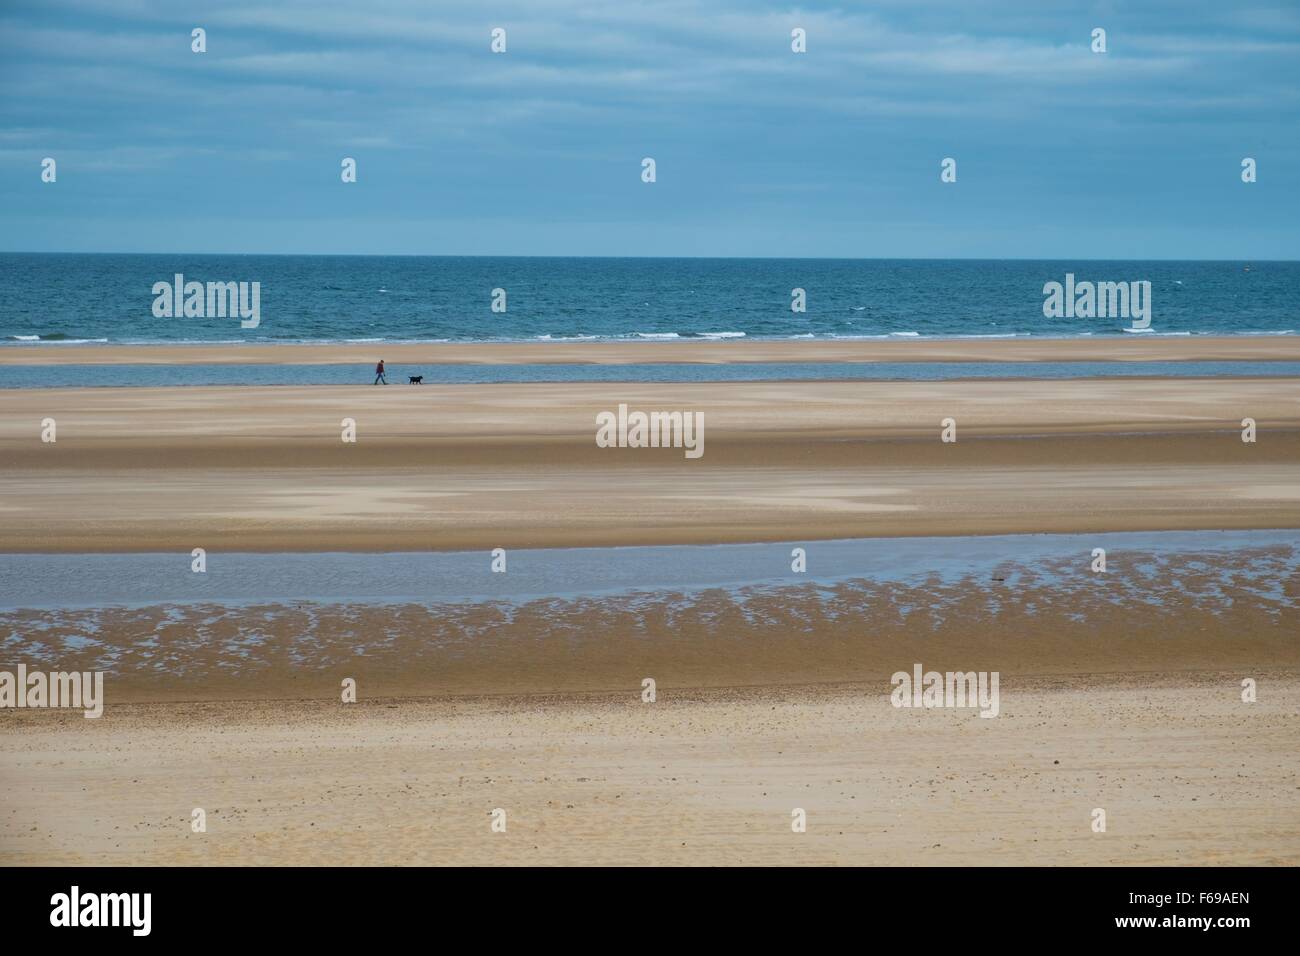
1,0,1297,258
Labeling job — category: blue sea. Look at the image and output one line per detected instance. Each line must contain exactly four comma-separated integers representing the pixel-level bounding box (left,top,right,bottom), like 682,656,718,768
2,253,1297,345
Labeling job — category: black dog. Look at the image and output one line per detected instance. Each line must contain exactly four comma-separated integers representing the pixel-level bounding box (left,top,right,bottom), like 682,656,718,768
407,375,423,384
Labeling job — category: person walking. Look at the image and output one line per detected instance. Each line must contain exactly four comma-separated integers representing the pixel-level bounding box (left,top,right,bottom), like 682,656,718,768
374,359,387,385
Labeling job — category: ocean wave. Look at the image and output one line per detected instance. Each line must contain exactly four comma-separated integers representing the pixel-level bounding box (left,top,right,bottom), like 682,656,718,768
829,334,916,340
118,339,248,345
7,333,94,342
5,335,109,344
4,328,1298,348
830,331,925,340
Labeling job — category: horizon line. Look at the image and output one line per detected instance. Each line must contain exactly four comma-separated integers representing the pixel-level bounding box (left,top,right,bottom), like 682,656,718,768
0,251,1295,264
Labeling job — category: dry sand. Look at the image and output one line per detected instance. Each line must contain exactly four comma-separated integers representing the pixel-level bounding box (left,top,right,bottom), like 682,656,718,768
3,335,1300,365
2,675,1296,866
1,377,1297,551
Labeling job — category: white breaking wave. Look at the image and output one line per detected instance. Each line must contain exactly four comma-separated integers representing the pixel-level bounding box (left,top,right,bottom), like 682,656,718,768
42,338,110,344
830,333,923,340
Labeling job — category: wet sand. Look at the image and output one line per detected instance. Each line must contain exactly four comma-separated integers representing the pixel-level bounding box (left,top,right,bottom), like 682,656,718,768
5,551,1297,700
1,377,1297,552
3,335,1300,366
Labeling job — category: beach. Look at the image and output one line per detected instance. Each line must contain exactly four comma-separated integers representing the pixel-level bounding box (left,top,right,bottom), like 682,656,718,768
2,338,1298,866
3,675,1297,866
1,374,1297,552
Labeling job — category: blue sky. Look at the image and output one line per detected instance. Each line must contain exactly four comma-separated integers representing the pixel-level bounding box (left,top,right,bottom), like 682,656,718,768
1,0,1297,258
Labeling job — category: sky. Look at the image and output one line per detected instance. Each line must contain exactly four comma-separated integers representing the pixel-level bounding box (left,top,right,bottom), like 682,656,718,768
1,0,1297,259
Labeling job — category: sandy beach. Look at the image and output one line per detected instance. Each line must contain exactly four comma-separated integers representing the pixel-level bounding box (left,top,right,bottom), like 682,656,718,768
1,376,1297,552
3,341,1298,867
3,674,1296,866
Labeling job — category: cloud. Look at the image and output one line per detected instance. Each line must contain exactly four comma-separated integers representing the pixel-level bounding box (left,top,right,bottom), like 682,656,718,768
2,0,1297,257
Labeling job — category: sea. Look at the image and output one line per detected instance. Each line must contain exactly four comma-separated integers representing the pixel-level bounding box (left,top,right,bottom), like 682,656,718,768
2,254,1296,346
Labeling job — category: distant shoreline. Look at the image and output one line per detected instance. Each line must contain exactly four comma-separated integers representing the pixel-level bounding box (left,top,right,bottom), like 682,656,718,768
4,334,1300,365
